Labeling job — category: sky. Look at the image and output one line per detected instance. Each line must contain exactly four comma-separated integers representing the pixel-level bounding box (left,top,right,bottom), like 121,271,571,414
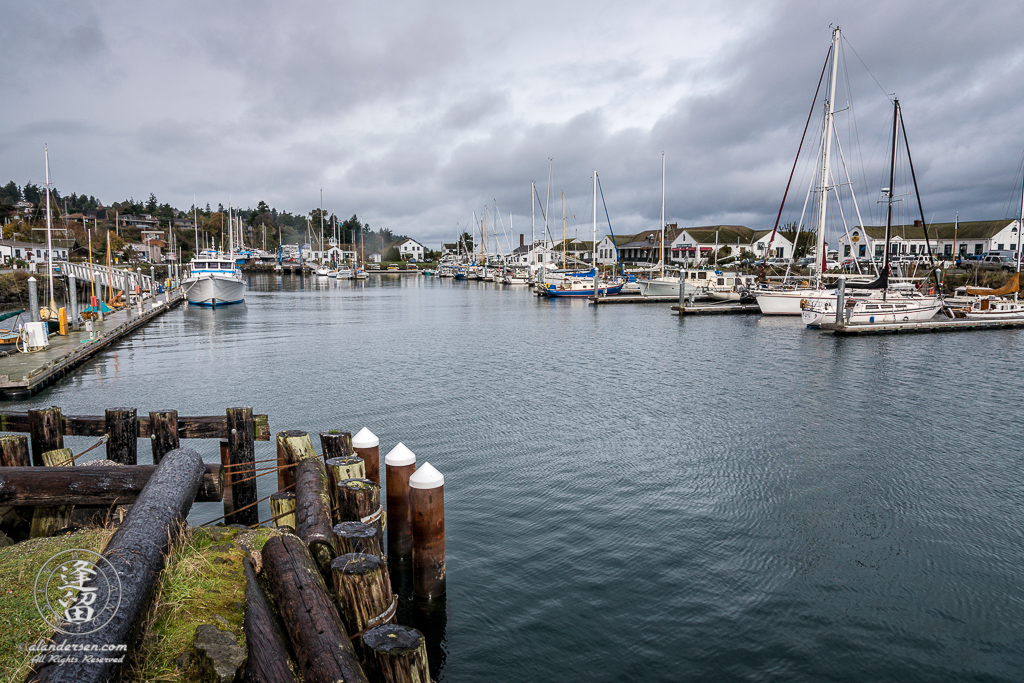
3,0,1024,249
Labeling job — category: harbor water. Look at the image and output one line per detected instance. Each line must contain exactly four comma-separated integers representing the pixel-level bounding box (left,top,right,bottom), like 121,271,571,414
9,273,1023,681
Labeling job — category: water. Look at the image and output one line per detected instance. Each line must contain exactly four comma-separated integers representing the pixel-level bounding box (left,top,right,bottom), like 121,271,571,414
10,274,1024,681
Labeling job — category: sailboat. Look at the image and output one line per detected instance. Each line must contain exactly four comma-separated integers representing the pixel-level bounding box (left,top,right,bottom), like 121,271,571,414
540,172,624,298
958,172,1024,318
801,98,942,326
637,153,683,297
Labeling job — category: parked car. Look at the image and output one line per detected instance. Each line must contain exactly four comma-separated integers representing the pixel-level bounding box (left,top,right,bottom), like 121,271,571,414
969,254,1015,271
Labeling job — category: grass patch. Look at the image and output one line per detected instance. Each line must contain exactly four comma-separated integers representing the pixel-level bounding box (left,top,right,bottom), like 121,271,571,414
0,529,115,683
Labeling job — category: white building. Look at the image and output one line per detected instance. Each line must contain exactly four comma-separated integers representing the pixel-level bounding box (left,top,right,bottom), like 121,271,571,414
669,226,753,263
836,220,1019,261
0,240,69,265
510,240,557,265
398,239,425,261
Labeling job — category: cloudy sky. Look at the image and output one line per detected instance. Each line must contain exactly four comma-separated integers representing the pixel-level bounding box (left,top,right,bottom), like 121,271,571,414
4,0,1024,248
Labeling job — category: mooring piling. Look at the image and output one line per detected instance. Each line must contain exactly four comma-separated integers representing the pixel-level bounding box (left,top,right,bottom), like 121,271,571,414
352,426,380,484
410,462,446,599
331,552,396,642
227,407,258,526
384,442,416,559
361,624,432,683
28,406,64,467
105,407,138,465
333,520,383,557
149,410,179,464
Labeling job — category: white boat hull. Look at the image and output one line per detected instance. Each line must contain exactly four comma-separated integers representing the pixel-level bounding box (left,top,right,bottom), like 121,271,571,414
184,273,245,307
802,296,941,326
756,288,836,315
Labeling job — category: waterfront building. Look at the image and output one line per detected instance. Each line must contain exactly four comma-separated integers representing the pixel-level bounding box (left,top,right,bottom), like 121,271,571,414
836,219,1021,261
399,238,425,260
0,239,69,265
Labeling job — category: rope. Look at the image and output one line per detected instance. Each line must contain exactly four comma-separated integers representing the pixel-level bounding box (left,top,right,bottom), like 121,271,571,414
221,456,280,468
70,434,109,462
360,506,383,525
348,595,399,640
200,483,295,527
230,461,296,485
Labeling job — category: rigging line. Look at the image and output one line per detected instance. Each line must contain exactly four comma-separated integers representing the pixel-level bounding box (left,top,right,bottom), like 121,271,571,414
596,174,625,277
760,41,833,280
898,107,942,295
842,35,891,102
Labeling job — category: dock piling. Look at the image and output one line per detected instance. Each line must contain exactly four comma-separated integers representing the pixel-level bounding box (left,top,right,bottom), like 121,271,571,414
68,274,79,327
227,407,258,526
269,491,296,529
105,407,138,465
384,442,416,559
352,426,380,484
27,277,38,322
333,520,383,557
149,410,179,464
410,462,445,599
361,624,431,683
338,477,383,540
331,553,396,644
29,448,74,538
28,407,64,467
0,434,30,467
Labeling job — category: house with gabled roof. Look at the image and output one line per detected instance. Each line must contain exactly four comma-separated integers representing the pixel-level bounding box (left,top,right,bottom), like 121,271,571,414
836,219,1020,261
617,224,685,265
669,225,753,263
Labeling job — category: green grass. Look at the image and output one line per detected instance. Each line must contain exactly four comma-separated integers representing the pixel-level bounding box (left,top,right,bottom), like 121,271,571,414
0,529,115,683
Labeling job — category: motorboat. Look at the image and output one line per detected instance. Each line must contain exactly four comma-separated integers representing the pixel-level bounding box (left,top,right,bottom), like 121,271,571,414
183,250,245,307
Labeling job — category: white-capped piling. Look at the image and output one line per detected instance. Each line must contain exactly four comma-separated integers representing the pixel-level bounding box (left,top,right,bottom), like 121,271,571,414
836,275,846,324
352,427,380,484
68,274,78,327
385,443,416,559
27,277,39,322
410,462,445,599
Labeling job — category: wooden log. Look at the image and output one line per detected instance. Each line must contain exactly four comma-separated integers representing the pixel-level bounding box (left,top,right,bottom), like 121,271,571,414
270,491,296,528
360,624,431,683
29,448,74,539
105,407,137,465
331,553,396,641
227,407,258,526
320,430,354,460
338,478,383,543
148,410,179,464
220,439,234,519
276,430,298,491
294,457,337,575
352,427,380,485
333,521,383,557
30,447,207,683
409,463,445,599
0,434,30,467
384,443,416,559
261,534,369,683
326,456,365,517
0,464,223,505
28,406,63,467
242,555,300,683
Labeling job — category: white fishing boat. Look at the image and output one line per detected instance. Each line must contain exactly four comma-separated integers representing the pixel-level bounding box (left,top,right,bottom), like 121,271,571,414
707,273,759,301
183,250,245,307
337,265,354,279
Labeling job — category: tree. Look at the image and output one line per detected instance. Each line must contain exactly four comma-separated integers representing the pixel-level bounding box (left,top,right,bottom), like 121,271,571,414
146,193,158,214
340,214,361,245
459,231,474,254
384,246,400,261
0,181,20,204
22,182,41,205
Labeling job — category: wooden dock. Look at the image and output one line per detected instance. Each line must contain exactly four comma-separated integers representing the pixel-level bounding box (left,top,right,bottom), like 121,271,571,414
590,294,678,304
672,302,761,315
0,291,184,398
818,317,1024,335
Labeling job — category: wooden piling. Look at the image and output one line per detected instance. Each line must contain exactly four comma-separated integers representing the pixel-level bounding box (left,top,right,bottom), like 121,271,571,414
410,463,445,599
326,456,366,517
333,521,383,557
105,407,138,465
29,448,74,538
227,407,258,526
261,534,369,683
270,491,297,529
276,431,293,491
28,406,63,467
352,427,380,485
384,443,416,559
338,478,383,541
30,447,207,683
149,410,179,464
330,553,396,641
360,624,431,683
293,457,337,575
0,433,30,467
220,439,234,519
320,430,354,460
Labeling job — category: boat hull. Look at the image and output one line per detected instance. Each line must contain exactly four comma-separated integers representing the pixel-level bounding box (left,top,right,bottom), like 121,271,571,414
541,284,624,297
756,288,835,315
184,274,245,307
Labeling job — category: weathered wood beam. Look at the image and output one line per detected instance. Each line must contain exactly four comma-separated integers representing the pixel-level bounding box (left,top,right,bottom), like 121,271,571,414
0,412,271,441
0,464,223,506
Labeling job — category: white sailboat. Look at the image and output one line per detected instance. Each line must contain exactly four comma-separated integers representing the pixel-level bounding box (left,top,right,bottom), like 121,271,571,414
638,153,683,297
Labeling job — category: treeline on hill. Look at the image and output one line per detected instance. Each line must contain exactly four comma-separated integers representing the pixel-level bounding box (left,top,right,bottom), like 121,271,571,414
0,181,409,261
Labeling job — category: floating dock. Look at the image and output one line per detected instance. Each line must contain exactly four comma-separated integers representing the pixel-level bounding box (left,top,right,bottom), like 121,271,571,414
0,291,184,398
672,302,761,315
590,295,678,305
818,317,1024,335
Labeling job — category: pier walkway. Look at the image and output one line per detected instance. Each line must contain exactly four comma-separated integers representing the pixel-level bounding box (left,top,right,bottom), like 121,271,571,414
0,290,184,398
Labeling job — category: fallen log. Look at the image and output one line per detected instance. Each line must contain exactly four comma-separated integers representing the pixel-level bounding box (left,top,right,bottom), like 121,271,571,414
294,457,337,575
0,463,223,506
29,447,207,683
262,534,369,683
242,555,300,683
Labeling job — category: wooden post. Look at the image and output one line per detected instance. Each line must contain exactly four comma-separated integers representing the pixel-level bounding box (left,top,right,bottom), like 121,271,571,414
105,407,137,465
330,553,396,641
277,430,311,490
0,434,30,467
338,478,382,541
31,447,207,683
320,430,353,460
352,427,380,485
325,456,365,518
384,443,416,559
410,463,445,599
270,491,296,529
261,534,369,683
30,448,74,538
220,439,234,520
28,406,64,467
242,556,299,683
227,407,258,526
361,624,431,683
333,521,383,557
293,457,337,575
149,410,179,464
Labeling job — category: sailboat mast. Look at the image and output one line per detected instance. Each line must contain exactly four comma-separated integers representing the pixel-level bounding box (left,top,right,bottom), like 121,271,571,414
814,26,841,283
593,171,598,270
882,98,900,300
43,146,55,311
228,202,234,255
561,192,566,268
531,182,536,267
1017,169,1023,301
660,152,666,270
193,198,199,256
